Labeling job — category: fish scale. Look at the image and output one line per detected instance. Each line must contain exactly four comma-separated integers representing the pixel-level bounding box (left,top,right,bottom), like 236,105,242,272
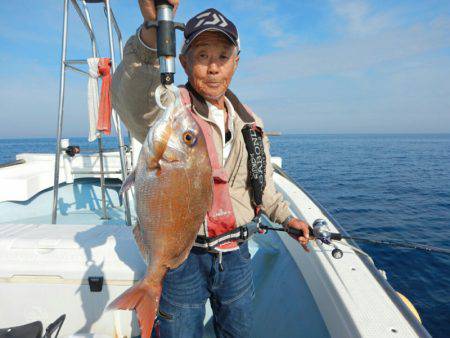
107,89,212,338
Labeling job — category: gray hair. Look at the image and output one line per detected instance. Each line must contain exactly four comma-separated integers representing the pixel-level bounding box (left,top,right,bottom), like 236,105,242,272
180,41,239,57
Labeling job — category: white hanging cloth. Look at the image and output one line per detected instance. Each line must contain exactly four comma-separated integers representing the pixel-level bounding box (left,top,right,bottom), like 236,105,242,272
87,57,100,142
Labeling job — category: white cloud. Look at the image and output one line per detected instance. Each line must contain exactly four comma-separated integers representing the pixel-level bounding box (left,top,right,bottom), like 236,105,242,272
237,19,450,88
231,3,450,133
228,0,299,48
330,0,395,36
2,1,450,136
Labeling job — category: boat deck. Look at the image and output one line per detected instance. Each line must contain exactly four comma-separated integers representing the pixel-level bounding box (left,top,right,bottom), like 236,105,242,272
0,153,430,337
0,178,127,226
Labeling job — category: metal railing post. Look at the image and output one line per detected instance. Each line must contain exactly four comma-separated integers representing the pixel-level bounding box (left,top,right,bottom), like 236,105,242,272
82,0,109,220
53,0,132,225
105,0,132,226
103,6,134,168
71,0,99,50
51,0,69,224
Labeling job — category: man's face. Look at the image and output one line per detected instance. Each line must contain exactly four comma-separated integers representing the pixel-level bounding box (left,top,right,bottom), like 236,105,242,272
180,31,239,101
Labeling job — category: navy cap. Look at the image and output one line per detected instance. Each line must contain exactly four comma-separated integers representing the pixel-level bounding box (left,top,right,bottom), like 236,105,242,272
181,8,240,54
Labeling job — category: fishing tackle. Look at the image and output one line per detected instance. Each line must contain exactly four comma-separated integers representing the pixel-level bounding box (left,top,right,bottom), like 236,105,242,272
260,218,450,259
145,0,185,85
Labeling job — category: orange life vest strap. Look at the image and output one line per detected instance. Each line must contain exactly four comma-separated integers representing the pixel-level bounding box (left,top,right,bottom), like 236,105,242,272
179,87,238,251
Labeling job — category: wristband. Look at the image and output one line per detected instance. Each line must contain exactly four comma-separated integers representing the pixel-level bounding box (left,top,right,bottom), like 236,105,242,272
136,25,157,52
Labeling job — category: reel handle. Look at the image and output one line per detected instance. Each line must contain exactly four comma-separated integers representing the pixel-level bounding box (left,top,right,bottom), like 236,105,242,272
287,226,344,259
287,226,343,241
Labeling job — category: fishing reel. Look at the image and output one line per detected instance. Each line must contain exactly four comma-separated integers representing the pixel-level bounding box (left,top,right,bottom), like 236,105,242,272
257,214,344,259
311,219,344,259
283,218,344,259
145,0,185,85
260,215,450,258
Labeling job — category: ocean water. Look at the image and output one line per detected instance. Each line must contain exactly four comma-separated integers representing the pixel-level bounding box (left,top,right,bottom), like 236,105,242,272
1,134,449,337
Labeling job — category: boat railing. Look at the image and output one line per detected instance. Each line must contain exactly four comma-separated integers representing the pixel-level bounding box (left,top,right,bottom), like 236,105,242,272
0,159,26,169
52,0,132,225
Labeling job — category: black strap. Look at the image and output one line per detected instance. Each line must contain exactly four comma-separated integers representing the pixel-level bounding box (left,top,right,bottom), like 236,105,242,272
185,84,267,246
195,216,262,250
195,227,247,249
241,125,266,207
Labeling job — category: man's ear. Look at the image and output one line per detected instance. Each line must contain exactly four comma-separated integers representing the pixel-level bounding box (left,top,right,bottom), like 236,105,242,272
179,54,188,72
234,54,240,71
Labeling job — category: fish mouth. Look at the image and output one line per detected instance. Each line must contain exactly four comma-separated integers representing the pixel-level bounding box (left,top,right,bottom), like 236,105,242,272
160,146,185,164
146,139,168,169
146,120,173,169
147,142,184,169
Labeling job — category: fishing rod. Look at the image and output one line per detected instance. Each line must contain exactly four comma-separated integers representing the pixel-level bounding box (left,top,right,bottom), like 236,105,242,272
259,218,450,258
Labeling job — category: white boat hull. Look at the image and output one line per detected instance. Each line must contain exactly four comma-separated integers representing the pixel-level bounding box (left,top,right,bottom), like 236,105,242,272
0,153,430,337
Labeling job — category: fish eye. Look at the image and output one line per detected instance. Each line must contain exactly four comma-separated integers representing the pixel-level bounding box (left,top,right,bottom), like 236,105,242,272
182,131,197,147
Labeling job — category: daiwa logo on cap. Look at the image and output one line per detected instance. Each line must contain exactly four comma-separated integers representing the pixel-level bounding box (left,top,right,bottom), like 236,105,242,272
194,11,228,28
182,8,240,54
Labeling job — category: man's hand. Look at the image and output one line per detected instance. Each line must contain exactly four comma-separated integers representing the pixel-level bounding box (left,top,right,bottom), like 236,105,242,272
286,218,311,252
138,0,179,49
138,0,179,21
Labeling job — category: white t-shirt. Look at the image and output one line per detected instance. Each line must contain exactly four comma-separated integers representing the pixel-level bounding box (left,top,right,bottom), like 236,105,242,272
206,98,235,165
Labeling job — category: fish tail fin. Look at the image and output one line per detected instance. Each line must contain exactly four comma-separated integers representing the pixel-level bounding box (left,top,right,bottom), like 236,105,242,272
107,279,162,338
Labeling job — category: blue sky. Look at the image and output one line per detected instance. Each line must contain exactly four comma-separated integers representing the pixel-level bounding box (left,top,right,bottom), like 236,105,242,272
1,0,449,138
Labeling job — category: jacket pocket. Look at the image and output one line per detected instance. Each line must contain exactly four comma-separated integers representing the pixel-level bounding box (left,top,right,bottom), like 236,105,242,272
238,242,251,262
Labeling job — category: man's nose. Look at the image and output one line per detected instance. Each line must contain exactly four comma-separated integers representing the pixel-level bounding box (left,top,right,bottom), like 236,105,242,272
207,60,220,74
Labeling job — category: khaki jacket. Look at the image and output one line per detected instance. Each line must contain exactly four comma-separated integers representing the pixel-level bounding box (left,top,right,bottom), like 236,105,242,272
111,34,292,234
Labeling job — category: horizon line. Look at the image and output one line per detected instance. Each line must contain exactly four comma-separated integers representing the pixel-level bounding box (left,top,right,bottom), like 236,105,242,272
1,132,450,140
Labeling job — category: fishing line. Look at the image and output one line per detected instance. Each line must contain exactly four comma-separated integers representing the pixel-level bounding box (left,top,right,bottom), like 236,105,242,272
270,165,450,257
260,224,450,256
337,234,450,255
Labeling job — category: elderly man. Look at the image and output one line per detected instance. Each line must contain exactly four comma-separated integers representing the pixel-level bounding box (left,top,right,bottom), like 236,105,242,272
111,1,310,337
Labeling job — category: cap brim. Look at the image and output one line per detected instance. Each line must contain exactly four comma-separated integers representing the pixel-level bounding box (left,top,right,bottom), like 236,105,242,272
181,27,240,54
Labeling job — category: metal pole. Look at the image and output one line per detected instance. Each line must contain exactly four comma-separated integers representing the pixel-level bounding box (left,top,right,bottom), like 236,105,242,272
81,1,98,57
115,23,133,167
65,59,88,64
113,8,134,168
97,136,109,219
105,0,132,226
118,32,124,60
52,0,69,224
108,8,133,167
103,6,122,49
114,16,134,167
71,0,98,52
83,0,109,220
65,64,90,76
71,170,123,175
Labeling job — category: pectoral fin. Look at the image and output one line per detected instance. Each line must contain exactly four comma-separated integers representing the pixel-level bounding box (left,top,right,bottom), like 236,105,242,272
120,170,136,195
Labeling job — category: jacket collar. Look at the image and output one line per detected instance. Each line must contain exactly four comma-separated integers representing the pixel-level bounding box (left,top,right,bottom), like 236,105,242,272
185,82,255,124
